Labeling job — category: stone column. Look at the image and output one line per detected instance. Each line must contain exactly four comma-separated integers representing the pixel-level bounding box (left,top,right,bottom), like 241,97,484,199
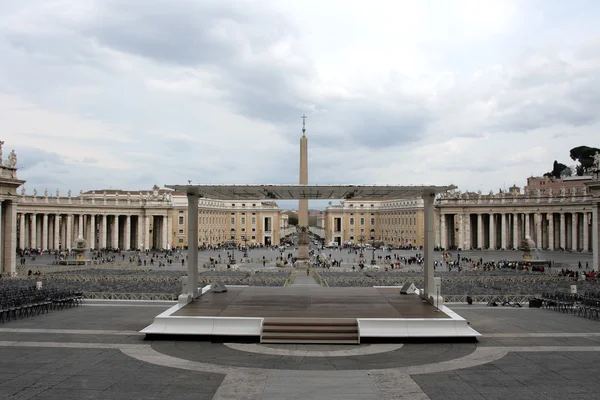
42,214,49,252
464,213,471,250
112,215,120,249
560,212,566,250
54,215,60,251
100,215,107,248
583,212,590,252
2,201,17,276
137,215,144,250
161,215,168,250
19,213,25,250
593,204,599,271
89,215,96,250
78,214,84,239
435,212,442,247
422,191,436,303
513,213,519,249
572,213,578,251
524,213,530,238
489,213,495,250
457,214,464,250
144,216,150,250
500,214,506,249
0,202,3,268
66,214,72,250
124,215,131,250
181,193,200,303
30,213,37,249
536,213,543,250
477,214,483,249
548,213,554,250
166,215,172,249
439,214,446,249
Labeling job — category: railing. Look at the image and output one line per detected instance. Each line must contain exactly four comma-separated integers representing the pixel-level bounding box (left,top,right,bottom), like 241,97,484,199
437,194,592,206
443,294,537,303
83,292,177,301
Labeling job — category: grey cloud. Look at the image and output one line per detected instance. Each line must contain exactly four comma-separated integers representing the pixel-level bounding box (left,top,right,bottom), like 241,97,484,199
15,147,66,171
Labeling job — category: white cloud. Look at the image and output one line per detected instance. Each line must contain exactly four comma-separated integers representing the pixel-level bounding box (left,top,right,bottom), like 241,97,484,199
0,0,599,206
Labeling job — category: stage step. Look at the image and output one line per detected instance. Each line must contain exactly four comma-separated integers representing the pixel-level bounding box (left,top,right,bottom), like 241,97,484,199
261,318,359,344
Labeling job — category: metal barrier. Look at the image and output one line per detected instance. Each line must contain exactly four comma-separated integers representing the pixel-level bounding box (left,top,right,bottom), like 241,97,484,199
83,292,177,301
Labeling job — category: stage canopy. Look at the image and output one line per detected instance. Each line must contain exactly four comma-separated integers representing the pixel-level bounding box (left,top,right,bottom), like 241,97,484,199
165,184,455,201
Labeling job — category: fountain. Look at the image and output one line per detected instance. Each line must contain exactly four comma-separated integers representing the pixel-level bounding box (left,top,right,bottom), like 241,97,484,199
520,235,550,271
58,236,95,265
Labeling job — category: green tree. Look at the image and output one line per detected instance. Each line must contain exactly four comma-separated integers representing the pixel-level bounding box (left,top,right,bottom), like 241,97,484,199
570,146,600,175
544,160,569,179
288,213,298,225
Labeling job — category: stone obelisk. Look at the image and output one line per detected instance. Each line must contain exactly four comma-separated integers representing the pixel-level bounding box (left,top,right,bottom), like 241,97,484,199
297,114,310,261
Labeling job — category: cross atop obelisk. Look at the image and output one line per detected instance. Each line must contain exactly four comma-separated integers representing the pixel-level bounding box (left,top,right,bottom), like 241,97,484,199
301,114,307,136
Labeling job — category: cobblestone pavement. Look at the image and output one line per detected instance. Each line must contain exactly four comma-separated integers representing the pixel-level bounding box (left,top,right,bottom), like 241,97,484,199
1,301,600,399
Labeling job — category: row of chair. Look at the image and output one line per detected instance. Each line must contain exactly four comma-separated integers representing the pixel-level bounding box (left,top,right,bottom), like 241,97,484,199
540,291,600,320
0,286,84,323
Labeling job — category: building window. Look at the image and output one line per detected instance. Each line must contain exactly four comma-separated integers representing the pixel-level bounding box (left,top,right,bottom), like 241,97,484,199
178,229,184,234
242,204,245,207
252,228,256,232
251,235,256,240
350,236,354,240
350,217,354,225
230,217,235,225
251,217,256,225
178,216,184,225
178,239,183,243
370,218,375,225
360,218,365,225
241,217,246,225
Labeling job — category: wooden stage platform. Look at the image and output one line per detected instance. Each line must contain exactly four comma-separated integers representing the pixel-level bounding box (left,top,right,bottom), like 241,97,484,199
141,285,480,340
172,287,450,319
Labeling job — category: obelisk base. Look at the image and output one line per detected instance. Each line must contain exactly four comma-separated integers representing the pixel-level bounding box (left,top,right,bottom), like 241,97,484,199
297,230,310,260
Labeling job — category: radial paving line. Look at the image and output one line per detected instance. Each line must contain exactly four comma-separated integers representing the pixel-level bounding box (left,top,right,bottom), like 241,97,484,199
0,328,142,336
484,332,600,338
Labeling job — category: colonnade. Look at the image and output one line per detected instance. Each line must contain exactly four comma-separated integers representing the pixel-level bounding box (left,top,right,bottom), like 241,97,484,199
439,211,593,252
16,212,172,251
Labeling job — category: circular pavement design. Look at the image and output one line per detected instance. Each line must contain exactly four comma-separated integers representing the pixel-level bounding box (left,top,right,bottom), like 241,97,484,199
224,343,404,357
149,341,478,370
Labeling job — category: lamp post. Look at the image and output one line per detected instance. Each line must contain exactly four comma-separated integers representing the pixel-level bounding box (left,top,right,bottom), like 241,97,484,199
358,234,365,258
370,229,376,265
243,235,248,258
230,228,236,263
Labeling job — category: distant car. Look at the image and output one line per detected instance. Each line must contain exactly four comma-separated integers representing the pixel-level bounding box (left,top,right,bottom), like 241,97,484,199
326,241,338,248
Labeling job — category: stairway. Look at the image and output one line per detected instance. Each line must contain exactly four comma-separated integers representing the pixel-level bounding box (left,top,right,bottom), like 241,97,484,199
260,318,360,344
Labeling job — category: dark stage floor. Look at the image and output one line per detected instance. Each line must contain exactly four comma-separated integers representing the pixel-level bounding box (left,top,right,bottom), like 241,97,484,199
173,287,450,319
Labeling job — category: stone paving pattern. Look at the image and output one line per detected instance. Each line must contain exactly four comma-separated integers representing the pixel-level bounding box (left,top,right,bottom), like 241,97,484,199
1,301,600,399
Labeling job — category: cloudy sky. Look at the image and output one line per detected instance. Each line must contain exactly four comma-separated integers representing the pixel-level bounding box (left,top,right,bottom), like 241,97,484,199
1,0,599,208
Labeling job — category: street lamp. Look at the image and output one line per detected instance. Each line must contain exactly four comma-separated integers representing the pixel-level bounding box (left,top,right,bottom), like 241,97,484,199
370,229,376,265
358,234,365,258
230,228,236,263
242,235,249,258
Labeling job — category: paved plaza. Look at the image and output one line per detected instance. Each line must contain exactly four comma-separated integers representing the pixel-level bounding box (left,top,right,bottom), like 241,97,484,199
19,247,594,272
1,300,600,399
